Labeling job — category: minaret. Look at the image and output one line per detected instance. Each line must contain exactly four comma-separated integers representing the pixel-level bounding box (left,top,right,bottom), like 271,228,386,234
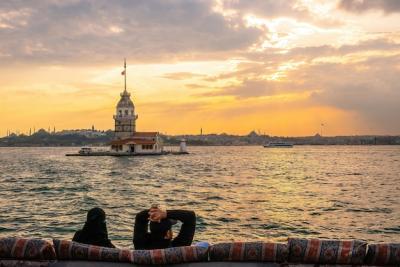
113,59,138,139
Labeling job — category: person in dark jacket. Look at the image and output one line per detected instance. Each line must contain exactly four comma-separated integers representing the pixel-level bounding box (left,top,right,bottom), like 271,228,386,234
133,206,196,250
73,207,115,248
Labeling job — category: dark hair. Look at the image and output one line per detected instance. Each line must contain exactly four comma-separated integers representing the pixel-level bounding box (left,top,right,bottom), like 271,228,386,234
72,208,109,245
87,207,106,223
149,219,172,239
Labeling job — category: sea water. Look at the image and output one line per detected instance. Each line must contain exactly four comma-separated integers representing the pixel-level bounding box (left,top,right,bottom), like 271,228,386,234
0,146,399,248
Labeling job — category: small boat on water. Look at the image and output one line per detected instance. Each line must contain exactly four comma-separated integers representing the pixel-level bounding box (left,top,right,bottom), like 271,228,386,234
263,142,293,148
78,147,92,155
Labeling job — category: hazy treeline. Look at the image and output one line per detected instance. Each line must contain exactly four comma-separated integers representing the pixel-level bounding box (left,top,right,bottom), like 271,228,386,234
1,129,399,147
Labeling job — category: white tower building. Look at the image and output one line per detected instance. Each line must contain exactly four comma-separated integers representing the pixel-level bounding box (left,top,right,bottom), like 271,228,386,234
113,59,138,139
110,59,163,154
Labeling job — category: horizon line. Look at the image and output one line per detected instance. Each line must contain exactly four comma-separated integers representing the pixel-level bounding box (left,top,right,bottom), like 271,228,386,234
2,128,400,139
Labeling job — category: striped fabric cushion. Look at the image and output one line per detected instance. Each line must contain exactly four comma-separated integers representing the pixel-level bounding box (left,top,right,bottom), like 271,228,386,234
132,246,209,265
288,238,367,264
209,242,288,262
0,237,56,260
52,240,133,262
0,260,49,267
365,243,400,265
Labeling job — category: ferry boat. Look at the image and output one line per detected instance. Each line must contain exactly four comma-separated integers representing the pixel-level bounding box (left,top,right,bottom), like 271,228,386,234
263,142,293,148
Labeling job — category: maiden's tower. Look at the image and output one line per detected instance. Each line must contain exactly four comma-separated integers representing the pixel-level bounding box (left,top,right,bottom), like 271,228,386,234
109,60,163,154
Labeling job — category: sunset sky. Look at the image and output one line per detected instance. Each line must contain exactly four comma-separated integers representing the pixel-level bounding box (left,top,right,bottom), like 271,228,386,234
0,0,399,136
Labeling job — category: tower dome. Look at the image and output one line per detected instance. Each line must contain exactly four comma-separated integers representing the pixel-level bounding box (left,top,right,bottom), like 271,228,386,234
117,90,134,109
115,89,135,117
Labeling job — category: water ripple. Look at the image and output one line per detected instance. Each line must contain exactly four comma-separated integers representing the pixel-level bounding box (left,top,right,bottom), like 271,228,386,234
0,146,399,248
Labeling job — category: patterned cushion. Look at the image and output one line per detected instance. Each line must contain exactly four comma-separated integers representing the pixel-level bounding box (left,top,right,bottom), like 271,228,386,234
209,242,288,262
288,238,367,264
0,260,49,267
52,240,133,262
0,238,56,260
365,243,400,265
132,246,209,265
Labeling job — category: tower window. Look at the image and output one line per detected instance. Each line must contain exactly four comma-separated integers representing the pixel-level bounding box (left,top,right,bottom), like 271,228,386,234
125,110,128,115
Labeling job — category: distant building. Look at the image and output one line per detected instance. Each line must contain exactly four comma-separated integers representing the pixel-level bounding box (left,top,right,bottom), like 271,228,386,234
110,60,163,154
56,129,106,138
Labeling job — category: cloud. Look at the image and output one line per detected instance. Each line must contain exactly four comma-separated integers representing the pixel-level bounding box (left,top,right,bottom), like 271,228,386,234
0,0,264,65
241,38,400,65
161,72,205,80
338,0,400,14
194,39,400,132
296,55,400,132
219,0,309,19
200,79,278,98
185,83,207,89
0,7,31,29
219,0,343,28
1,1,396,66
203,39,400,84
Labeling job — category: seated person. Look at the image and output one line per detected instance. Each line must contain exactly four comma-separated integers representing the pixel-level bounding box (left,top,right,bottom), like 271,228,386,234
73,207,115,248
133,206,196,250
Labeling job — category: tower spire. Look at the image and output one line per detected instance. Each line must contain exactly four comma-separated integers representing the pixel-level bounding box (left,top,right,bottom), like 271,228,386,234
124,58,127,92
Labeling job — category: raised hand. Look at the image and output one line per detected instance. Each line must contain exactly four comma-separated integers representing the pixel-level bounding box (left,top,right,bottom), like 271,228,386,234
148,207,167,222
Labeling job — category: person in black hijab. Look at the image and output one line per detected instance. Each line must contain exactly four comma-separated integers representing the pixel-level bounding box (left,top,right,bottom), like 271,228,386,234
73,207,115,248
133,206,196,250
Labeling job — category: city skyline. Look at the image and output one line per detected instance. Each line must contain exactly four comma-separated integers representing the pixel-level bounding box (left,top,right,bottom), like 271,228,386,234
1,0,400,136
